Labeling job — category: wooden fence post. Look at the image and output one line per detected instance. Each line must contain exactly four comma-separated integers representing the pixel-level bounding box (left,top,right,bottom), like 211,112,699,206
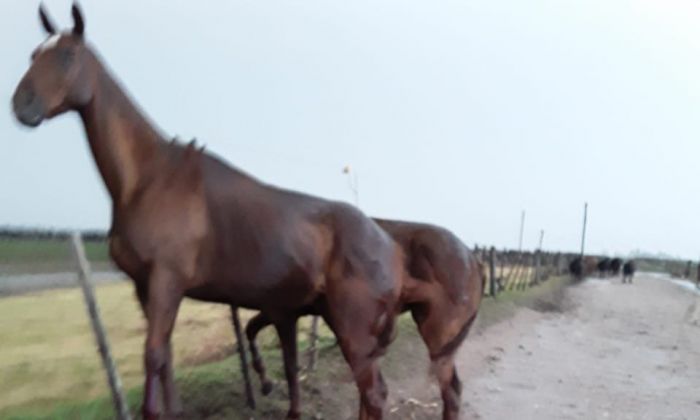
489,247,496,297
555,253,562,275
230,307,255,409
499,249,506,291
307,315,320,371
70,233,132,420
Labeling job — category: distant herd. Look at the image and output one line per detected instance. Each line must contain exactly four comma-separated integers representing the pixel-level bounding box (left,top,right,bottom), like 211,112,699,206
568,256,636,283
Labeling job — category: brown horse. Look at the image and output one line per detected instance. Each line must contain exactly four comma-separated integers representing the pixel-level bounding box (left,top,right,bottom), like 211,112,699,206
12,5,404,419
243,218,484,420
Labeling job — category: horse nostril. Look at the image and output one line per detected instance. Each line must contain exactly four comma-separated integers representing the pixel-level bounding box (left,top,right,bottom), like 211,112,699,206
23,90,35,106
12,81,45,126
13,83,36,111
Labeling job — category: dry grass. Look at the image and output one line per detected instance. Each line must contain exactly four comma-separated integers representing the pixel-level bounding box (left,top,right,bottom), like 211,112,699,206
0,280,255,415
0,272,572,419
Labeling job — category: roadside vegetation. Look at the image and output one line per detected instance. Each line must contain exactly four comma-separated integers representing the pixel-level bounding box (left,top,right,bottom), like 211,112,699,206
0,270,572,419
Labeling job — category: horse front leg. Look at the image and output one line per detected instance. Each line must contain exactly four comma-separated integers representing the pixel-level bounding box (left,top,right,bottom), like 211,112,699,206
160,343,183,417
142,267,183,420
136,283,183,418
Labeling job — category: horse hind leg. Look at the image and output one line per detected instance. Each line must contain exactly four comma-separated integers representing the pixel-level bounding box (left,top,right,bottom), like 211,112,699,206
245,312,275,395
348,354,388,420
230,306,256,409
322,296,393,419
433,354,461,420
414,307,478,420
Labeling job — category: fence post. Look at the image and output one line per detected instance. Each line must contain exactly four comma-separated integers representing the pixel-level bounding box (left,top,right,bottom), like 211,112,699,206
70,233,132,420
307,315,320,371
230,307,255,409
500,248,506,292
489,247,496,297
555,253,562,275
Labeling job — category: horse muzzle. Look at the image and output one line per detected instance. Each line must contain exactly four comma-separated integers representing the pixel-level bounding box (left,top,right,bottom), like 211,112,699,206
12,83,46,128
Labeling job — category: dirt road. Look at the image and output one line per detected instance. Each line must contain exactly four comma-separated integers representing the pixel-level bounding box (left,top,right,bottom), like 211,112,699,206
390,274,700,419
0,271,122,296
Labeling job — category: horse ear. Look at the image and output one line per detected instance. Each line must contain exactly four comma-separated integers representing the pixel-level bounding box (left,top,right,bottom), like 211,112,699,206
39,3,57,35
71,3,85,37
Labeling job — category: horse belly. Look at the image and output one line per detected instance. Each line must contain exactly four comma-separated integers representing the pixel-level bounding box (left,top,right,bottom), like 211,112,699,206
190,254,321,310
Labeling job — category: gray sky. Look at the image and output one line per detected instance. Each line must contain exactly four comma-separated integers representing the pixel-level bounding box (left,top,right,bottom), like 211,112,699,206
1,0,699,258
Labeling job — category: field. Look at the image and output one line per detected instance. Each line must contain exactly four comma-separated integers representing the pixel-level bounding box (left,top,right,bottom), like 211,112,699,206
0,238,110,276
0,279,339,419
2,237,697,419
0,263,569,419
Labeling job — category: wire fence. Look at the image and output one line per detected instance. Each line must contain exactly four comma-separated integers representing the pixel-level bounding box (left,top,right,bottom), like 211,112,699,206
473,246,575,297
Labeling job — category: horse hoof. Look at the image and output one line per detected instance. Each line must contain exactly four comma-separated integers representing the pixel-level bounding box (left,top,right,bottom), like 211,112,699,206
165,408,184,419
261,381,274,395
142,408,161,420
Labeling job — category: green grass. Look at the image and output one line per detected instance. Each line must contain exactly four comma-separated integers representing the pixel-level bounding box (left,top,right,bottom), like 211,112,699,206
3,355,283,420
0,238,110,274
0,239,109,263
476,274,572,330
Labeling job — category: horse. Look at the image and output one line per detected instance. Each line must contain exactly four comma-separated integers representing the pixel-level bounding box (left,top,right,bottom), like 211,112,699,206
622,260,636,284
569,255,597,279
568,257,583,278
242,219,484,420
583,256,598,277
12,5,404,419
597,258,611,278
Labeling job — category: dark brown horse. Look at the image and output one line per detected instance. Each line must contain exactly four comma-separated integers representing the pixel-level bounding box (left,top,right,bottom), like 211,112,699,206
622,260,636,284
243,218,484,420
610,258,623,276
12,6,404,419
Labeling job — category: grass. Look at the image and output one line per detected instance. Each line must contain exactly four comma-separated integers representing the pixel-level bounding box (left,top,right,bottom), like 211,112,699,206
0,280,336,419
476,274,572,330
0,239,110,275
0,272,573,419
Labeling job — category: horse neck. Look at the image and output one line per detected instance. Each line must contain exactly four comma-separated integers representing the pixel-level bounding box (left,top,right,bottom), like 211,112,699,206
78,59,167,208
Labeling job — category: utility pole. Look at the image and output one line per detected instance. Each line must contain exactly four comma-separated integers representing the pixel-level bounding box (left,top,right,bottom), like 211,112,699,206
580,202,588,258
538,229,545,250
518,210,526,252
342,165,359,207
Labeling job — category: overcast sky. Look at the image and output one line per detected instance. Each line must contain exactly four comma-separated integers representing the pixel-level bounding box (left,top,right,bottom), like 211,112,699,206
1,0,699,258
